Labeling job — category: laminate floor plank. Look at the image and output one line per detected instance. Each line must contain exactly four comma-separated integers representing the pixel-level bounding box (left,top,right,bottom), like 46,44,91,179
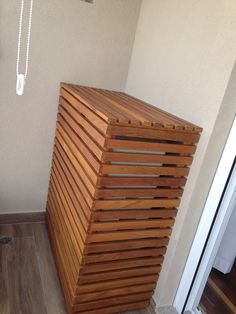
0,223,33,238
33,223,67,314
0,244,9,314
7,236,47,314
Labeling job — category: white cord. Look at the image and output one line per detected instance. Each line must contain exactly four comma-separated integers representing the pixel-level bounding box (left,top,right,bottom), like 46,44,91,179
16,0,34,80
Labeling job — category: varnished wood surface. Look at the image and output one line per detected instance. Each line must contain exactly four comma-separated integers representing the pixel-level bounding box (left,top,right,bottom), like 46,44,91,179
61,84,202,132
0,222,155,314
46,83,202,313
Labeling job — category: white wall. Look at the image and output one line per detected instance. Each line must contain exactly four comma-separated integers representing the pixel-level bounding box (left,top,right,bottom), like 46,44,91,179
0,0,141,213
125,0,236,306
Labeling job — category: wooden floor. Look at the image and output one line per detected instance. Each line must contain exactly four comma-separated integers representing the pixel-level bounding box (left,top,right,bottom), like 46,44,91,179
200,265,236,314
0,222,154,314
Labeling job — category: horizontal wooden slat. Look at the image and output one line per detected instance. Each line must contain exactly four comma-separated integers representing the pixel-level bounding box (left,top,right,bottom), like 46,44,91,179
76,301,150,314
78,265,161,284
73,292,152,312
90,219,174,232
84,238,169,254
93,199,180,210
76,274,158,293
74,283,155,303
102,151,193,165
107,139,196,154
101,164,189,176
108,125,200,143
80,256,164,274
97,176,187,187
95,188,182,198
91,208,177,220
87,228,172,243
83,247,166,263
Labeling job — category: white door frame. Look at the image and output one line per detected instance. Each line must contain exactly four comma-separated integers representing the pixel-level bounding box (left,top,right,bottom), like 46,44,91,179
173,116,236,313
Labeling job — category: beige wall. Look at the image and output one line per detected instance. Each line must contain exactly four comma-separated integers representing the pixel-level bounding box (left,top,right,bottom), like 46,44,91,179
0,0,141,212
125,0,236,306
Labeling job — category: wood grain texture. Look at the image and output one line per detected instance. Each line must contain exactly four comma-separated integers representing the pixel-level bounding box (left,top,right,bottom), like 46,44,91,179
46,83,202,313
0,221,155,314
34,223,67,314
0,212,45,224
0,243,9,314
7,238,47,314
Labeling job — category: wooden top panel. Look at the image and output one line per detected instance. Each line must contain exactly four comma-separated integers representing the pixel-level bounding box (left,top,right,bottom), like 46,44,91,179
61,83,202,133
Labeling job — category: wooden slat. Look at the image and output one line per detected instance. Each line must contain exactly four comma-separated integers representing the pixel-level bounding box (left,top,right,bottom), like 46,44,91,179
58,115,101,174
83,247,166,263
46,211,75,306
87,228,172,243
76,274,158,293
47,198,79,291
63,84,116,123
78,86,133,124
52,155,89,236
52,157,86,238
102,151,193,165
108,125,200,143
60,98,105,151
76,301,151,314
107,139,196,154
95,188,182,198
74,283,155,303
101,164,189,176
91,209,177,220
103,89,202,132
49,178,83,268
48,183,83,278
58,106,103,162
73,292,152,312
55,143,91,219
80,256,164,274
93,199,180,210
56,125,96,192
61,86,108,134
78,265,161,284
84,238,169,254
90,219,174,232
97,176,187,187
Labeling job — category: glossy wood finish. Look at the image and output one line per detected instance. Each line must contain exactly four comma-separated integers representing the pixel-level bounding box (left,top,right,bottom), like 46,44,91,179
46,83,202,313
0,222,154,314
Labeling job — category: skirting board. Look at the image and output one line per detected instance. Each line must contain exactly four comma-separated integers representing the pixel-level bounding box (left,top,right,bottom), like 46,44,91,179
0,211,45,224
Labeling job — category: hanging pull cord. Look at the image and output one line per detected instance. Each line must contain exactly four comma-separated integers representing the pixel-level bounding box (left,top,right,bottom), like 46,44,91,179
16,0,34,95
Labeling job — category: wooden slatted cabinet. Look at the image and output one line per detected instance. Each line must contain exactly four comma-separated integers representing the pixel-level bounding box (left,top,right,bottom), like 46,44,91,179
46,83,202,314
